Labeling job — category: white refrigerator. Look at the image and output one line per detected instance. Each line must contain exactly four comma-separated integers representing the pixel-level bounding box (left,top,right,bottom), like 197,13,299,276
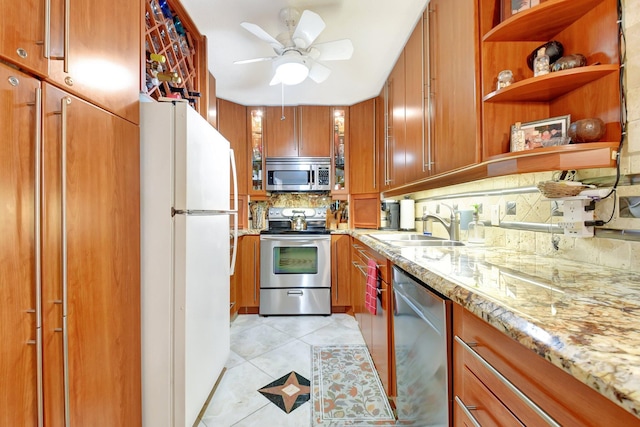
140,101,238,427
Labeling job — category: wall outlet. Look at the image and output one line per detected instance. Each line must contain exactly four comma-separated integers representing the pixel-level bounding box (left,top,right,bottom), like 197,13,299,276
491,204,500,226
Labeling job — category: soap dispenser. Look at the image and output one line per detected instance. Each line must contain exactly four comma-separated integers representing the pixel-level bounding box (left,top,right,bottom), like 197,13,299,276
467,204,485,244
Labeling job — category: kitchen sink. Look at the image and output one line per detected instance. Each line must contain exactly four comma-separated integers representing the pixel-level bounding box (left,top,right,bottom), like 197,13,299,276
368,233,465,247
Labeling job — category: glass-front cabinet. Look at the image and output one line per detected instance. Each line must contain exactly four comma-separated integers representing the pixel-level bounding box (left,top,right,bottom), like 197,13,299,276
249,108,265,196
332,107,348,196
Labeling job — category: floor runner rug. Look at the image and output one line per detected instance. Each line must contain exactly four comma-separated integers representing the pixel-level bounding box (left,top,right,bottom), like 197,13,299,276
311,345,396,426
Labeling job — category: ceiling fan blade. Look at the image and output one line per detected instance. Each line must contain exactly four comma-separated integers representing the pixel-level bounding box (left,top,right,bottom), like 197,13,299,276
269,73,282,86
240,22,284,51
308,61,331,83
234,56,275,65
292,10,325,49
311,39,354,61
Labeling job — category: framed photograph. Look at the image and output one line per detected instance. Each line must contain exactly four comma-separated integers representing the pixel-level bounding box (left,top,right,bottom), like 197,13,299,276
502,0,541,21
510,115,571,152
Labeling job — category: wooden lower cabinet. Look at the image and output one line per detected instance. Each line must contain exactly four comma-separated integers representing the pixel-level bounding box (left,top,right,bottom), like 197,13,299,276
453,304,639,426
350,239,392,395
238,235,260,312
42,83,141,426
331,235,351,310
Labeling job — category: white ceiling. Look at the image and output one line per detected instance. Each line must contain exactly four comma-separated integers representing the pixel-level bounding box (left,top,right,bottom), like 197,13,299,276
180,0,429,106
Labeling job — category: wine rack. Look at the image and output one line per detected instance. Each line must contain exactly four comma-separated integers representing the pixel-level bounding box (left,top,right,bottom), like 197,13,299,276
144,0,203,108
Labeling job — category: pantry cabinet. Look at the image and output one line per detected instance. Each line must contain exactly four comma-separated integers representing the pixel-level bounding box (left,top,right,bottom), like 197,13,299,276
218,99,248,196
41,83,141,427
1,62,41,427
453,304,639,426
1,61,141,427
264,106,332,158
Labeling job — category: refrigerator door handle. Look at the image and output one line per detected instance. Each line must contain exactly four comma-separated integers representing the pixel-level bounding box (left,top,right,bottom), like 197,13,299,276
229,149,238,276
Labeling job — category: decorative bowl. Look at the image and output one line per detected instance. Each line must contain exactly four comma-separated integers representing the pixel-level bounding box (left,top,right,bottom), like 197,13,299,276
568,118,606,143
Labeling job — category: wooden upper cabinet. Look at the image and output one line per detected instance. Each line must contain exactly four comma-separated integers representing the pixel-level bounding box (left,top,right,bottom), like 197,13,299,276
46,0,141,124
349,99,377,194
0,0,48,77
388,51,406,187
217,99,248,196
299,105,332,157
404,17,427,183
265,106,332,158
429,0,481,173
265,106,298,157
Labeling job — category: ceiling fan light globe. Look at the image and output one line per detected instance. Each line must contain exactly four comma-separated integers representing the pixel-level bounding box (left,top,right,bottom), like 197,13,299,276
275,60,309,85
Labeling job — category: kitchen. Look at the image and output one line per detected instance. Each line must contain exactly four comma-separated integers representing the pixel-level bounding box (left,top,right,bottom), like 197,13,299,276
2,0,640,426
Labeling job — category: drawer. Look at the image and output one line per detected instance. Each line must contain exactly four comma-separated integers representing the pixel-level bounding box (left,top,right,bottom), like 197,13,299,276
259,288,331,315
454,366,523,427
351,240,389,283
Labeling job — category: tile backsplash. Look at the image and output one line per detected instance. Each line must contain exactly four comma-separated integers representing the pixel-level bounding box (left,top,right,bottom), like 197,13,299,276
402,171,640,272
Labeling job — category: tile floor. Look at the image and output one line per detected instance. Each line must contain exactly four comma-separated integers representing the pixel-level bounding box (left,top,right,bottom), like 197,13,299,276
198,314,366,427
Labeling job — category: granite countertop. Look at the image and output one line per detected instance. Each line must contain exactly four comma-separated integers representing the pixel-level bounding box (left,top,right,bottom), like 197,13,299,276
351,230,640,420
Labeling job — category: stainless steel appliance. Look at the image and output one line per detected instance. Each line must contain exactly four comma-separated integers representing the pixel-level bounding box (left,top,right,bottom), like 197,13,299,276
393,266,452,426
381,200,400,230
140,102,237,427
265,157,331,192
260,207,331,315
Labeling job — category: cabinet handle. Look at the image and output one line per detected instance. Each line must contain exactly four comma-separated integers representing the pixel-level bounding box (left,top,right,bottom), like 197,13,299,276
455,336,561,427
424,10,433,172
454,396,481,427
44,0,51,58
60,96,72,427
33,87,44,427
253,240,258,302
63,0,69,72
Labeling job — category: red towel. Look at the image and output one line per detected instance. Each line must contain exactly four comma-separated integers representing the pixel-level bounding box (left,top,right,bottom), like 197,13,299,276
365,259,378,315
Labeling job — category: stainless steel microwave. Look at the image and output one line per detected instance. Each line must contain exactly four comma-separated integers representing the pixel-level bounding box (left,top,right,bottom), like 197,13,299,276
265,157,331,192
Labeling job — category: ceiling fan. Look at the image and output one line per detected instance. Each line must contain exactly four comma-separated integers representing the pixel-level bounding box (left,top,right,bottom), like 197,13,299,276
235,7,354,86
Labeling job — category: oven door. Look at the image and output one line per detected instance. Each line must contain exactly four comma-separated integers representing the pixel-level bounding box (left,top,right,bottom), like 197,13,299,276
265,166,313,192
260,234,331,289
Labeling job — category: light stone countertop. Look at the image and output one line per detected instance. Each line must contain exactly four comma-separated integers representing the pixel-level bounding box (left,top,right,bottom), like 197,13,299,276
350,230,640,420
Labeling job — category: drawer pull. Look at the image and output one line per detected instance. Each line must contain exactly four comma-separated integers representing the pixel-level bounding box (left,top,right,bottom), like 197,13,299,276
287,290,303,296
455,336,561,427
454,396,481,427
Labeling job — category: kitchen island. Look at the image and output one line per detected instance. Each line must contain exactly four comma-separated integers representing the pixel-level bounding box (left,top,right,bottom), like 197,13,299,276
351,230,640,422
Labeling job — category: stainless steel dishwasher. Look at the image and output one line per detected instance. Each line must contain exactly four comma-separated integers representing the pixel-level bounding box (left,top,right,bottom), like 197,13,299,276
393,266,452,426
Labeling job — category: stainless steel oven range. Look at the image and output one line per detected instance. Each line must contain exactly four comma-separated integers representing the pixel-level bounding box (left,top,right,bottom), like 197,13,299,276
259,207,331,315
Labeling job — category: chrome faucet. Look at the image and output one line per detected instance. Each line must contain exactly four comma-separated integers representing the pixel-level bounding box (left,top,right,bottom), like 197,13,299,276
422,203,460,241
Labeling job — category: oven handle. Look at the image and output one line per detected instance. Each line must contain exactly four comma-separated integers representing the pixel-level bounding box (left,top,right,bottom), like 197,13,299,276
260,235,330,243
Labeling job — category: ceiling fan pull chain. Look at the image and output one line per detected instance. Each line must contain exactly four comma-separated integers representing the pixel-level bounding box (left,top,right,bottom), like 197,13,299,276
281,83,286,120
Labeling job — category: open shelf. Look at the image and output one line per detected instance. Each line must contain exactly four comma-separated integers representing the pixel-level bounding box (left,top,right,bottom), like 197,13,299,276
382,142,618,196
483,0,606,42
483,65,619,102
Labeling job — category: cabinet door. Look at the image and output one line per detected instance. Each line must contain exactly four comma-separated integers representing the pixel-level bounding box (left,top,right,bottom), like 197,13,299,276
404,18,428,183
299,105,331,157
218,99,248,196
238,236,260,310
349,99,377,194
429,0,481,174
371,280,390,395
265,106,297,157
0,61,40,427
331,235,351,308
42,84,141,426
0,0,48,76
388,53,405,187
47,0,141,124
